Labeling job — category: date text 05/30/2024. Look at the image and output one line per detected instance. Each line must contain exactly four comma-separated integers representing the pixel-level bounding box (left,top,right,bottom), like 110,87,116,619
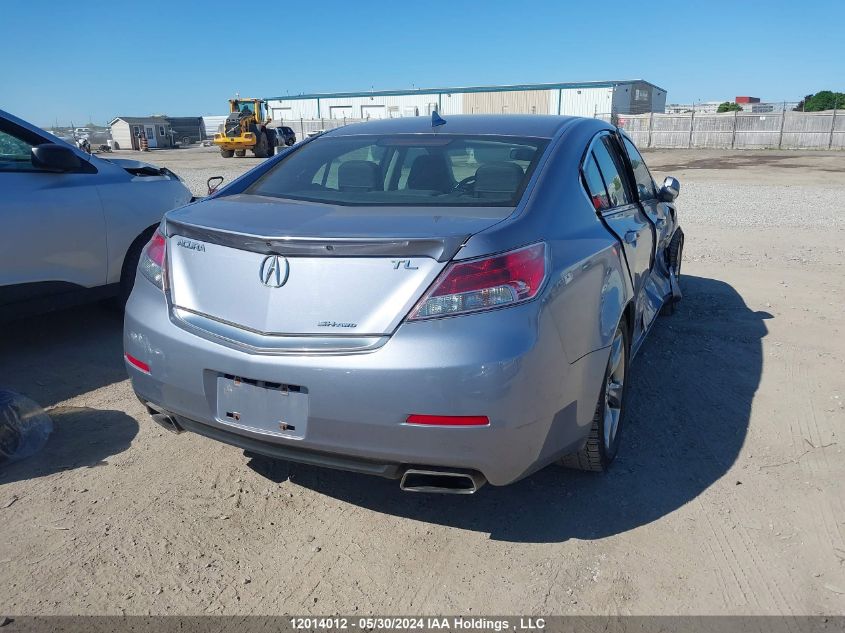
289,617,546,631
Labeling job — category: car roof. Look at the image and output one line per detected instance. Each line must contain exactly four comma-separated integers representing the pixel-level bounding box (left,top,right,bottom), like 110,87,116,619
325,114,585,139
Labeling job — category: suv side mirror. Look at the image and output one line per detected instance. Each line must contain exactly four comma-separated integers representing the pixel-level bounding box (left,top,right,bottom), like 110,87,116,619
31,144,82,172
658,176,680,202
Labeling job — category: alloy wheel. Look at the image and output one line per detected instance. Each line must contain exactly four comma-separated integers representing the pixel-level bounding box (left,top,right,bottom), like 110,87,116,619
603,328,626,450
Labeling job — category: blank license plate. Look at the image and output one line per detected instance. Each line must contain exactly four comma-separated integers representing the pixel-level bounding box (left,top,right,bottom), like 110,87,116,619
216,375,308,440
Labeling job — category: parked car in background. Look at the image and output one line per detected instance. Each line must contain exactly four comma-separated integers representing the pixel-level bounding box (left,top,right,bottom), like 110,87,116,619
125,115,683,493
274,126,296,147
0,109,193,319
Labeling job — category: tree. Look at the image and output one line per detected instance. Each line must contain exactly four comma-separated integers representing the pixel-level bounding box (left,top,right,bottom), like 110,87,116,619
717,102,743,113
794,91,845,111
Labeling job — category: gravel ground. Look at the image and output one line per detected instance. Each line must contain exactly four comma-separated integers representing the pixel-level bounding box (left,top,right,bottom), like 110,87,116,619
1,148,843,616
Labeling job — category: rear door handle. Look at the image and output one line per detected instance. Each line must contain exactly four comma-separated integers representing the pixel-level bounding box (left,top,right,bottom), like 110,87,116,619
624,230,639,245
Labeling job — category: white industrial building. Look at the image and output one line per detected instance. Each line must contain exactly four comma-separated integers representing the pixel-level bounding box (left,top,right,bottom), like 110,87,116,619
265,80,667,121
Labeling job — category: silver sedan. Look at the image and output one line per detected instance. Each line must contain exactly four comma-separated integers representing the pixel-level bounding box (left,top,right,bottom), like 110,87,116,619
124,114,683,493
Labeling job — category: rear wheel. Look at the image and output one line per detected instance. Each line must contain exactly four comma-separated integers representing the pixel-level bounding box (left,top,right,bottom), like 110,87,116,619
560,320,629,472
220,149,234,158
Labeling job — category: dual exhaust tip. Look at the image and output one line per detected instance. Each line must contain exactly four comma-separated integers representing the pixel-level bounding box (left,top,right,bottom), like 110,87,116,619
149,411,183,434
400,468,486,494
146,406,485,494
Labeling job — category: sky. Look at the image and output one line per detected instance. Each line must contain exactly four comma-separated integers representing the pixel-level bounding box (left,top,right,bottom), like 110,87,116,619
2,0,842,127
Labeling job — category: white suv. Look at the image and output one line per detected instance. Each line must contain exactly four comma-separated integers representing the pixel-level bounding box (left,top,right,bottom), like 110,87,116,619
0,109,192,320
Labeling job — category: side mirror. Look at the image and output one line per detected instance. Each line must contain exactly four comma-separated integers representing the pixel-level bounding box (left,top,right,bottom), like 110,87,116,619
207,176,224,195
31,144,82,172
658,176,680,202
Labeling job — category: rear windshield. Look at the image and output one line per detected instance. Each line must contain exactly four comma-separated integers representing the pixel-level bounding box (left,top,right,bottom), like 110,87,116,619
245,134,549,206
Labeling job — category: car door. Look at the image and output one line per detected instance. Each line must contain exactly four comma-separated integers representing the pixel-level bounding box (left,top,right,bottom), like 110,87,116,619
584,132,655,342
0,117,107,306
620,135,675,249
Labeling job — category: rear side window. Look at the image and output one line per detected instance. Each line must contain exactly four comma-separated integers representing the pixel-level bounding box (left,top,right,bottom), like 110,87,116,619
582,155,610,211
592,136,632,208
622,137,657,200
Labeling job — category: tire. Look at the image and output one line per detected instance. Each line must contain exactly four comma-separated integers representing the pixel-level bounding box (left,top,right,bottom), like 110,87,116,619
220,149,234,158
119,227,157,307
285,137,295,146
668,231,683,278
235,149,246,157
660,230,684,315
560,319,630,472
252,132,269,158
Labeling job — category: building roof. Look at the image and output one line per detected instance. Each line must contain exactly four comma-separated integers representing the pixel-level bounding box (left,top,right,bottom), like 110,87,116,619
325,114,594,139
108,116,170,126
265,79,667,102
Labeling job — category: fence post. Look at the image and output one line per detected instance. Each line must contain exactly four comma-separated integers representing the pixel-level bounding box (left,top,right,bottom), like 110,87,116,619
731,109,738,148
688,110,695,148
830,107,838,150
647,111,653,148
300,117,304,140
778,103,786,149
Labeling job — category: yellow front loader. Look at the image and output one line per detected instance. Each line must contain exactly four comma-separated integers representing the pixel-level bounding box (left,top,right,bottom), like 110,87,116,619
213,98,276,158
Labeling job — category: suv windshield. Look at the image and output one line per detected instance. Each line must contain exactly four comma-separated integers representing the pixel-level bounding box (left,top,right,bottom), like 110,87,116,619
246,134,548,206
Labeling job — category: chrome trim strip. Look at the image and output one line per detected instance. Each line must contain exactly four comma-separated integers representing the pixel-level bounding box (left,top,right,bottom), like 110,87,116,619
171,307,389,355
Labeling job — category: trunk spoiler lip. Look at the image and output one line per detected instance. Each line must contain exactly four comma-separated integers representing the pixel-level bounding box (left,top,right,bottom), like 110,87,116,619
164,217,469,262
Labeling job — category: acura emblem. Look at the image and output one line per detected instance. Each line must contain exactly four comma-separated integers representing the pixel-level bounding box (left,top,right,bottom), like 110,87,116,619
259,254,289,288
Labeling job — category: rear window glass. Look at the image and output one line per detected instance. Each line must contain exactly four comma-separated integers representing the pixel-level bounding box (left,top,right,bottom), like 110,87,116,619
246,134,548,207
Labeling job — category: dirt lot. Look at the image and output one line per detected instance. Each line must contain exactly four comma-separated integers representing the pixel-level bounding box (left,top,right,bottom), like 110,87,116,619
1,148,843,616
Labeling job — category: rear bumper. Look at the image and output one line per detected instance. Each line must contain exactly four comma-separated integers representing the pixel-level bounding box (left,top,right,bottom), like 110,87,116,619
144,404,405,478
124,277,604,485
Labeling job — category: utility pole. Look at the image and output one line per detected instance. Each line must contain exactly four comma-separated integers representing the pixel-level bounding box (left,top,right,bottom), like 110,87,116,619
731,108,738,149
647,111,654,148
688,105,695,149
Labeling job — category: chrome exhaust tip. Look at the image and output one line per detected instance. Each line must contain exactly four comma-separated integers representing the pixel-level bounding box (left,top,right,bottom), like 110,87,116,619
399,469,486,494
146,405,184,434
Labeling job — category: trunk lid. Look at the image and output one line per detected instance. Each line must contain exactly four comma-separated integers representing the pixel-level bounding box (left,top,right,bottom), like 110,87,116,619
165,194,510,337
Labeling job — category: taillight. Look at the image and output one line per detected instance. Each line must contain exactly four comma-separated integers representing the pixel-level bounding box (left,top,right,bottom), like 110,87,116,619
409,242,547,320
139,230,167,290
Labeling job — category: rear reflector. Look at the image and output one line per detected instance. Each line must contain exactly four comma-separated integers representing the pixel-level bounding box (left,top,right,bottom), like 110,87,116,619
125,352,150,374
406,414,489,426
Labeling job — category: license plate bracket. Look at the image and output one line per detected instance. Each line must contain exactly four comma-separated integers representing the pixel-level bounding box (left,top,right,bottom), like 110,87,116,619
215,375,308,440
